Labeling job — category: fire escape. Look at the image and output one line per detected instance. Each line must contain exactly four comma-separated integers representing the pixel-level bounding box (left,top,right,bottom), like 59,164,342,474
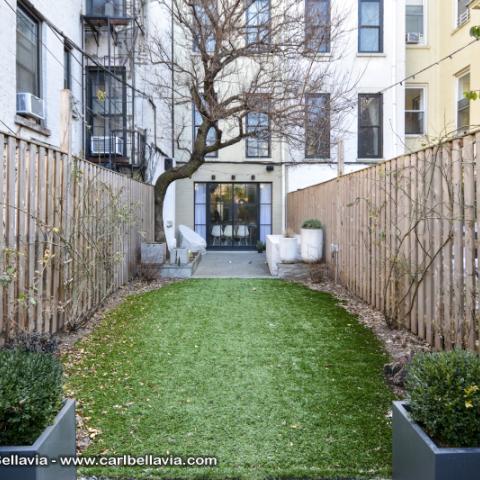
82,0,147,178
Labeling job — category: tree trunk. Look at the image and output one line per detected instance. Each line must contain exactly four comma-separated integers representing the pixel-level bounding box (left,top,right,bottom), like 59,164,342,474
154,153,205,242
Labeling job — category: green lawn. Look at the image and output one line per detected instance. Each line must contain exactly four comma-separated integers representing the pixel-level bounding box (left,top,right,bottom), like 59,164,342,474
64,279,394,479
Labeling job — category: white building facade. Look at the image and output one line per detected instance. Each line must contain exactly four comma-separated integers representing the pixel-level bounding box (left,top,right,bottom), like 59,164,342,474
0,0,175,235
287,0,406,192
172,0,407,250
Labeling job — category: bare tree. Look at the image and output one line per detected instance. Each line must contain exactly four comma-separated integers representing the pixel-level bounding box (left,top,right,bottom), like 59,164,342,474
150,0,357,242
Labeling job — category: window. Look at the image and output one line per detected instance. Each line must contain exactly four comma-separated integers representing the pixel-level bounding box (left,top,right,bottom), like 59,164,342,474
194,183,207,241
457,0,469,27
87,68,126,151
246,111,270,157
193,5,215,52
64,45,72,90
405,87,425,135
305,93,330,158
87,0,125,17
358,0,383,53
193,101,218,157
246,0,271,49
305,0,331,53
358,94,382,158
16,6,40,96
457,72,470,130
259,183,272,243
406,0,424,43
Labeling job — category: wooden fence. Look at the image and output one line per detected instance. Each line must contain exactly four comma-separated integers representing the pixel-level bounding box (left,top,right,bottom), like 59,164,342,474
0,133,154,342
288,132,480,351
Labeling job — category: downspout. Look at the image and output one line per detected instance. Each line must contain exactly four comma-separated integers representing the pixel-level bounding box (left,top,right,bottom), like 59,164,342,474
82,14,86,158
148,97,157,145
281,138,287,232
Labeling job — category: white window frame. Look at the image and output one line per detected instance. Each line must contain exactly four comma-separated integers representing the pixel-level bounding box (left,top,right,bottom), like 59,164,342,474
405,85,427,137
405,0,427,45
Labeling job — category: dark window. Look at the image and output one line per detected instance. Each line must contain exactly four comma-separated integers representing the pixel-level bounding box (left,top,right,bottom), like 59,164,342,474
87,68,126,151
193,101,218,158
406,3,424,36
193,5,215,52
358,94,382,158
358,0,383,53
305,93,330,158
87,0,125,17
457,73,470,130
305,0,331,53
64,45,72,90
246,111,270,157
246,0,271,49
405,87,425,135
457,0,469,26
16,6,40,96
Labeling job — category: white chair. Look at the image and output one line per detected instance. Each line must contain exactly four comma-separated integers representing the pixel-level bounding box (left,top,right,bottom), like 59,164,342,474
223,225,234,245
211,225,223,246
236,225,250,246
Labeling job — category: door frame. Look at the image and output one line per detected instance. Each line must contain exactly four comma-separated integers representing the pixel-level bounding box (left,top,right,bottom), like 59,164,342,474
194,181,270,251
206,182,259,251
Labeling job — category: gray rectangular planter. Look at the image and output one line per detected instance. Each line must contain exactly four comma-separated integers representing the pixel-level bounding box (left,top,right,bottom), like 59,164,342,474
393,400,480,480
141,242,167,265
0,399,76,480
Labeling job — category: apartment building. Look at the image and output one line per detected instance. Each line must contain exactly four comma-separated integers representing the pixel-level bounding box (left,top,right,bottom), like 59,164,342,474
0,0,174,177
0,0,175,236
173,0,406,250
405,0,480,151
287,0,407,192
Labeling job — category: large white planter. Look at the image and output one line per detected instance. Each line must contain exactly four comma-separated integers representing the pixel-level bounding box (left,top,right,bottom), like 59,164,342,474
279,237,298,263
301,228,324,263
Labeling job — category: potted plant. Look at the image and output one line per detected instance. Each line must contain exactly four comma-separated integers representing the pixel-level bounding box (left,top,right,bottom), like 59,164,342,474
0,349,76,480
279,229,298,263
393,350,480,480
256,241,265,253
300,219,323,263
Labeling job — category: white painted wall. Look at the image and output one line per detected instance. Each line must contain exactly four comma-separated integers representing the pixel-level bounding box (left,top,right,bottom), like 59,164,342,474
0,0,83,153
287,163,368,192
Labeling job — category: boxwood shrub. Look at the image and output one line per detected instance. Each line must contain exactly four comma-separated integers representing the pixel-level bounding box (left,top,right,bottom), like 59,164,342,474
0,350,63,446
406,350,480,448
302,219,323,229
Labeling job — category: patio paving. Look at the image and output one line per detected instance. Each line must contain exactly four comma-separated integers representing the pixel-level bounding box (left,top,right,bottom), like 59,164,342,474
193,251,271,278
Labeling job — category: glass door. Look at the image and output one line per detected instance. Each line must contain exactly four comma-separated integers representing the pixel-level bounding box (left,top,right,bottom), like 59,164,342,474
233,184,258,248
205,183,263,249
209,184,234,247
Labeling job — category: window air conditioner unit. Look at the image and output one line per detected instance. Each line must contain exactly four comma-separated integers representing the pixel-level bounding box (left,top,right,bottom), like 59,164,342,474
458,9,470,25
16,92,45,121
91,136,124,156
406,32,421,44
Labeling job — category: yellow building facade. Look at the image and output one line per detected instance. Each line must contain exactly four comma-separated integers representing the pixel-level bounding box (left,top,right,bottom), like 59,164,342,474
405,0,480,152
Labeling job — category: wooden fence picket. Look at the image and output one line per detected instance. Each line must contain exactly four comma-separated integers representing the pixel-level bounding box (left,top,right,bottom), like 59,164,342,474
0,133,153,343
287,131,480,351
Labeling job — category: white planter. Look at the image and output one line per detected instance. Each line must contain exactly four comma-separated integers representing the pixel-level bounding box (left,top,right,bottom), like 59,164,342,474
279,237,298,264
301,228,324,263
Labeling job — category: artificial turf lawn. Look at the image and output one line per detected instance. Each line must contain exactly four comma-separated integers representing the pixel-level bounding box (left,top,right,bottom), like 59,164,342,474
64,279,394,479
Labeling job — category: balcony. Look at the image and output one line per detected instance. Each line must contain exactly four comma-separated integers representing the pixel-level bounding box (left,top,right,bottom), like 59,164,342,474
85,0,130,25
